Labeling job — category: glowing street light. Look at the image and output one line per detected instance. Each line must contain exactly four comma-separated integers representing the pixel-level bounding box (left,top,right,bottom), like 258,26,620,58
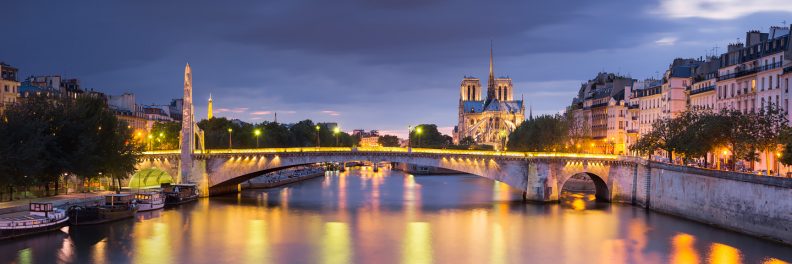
254,129,262,148
499,130,507,151
407,125,413,152
333,127,341,146
147,134,153,151
315,125,321,147
416,126,423,147
227,128,233,149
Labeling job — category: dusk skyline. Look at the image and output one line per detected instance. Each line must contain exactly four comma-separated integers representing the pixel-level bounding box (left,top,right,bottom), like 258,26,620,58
4,0,792,137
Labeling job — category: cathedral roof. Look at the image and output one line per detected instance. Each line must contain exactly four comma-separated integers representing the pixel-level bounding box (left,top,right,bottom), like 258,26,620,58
463,100,523,114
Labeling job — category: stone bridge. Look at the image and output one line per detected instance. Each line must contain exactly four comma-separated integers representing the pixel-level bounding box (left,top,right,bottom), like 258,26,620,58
137,148,649,203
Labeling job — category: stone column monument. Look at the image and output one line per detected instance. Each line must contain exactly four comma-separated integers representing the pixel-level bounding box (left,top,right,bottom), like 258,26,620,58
179,63,194,183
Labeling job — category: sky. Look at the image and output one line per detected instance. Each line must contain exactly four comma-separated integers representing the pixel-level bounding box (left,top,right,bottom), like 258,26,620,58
3,0,792,137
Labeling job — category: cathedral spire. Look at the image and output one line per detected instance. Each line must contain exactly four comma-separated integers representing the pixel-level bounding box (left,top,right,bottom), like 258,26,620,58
486,41,497,102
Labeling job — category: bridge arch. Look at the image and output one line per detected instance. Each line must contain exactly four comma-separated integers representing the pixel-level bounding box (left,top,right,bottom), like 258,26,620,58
560,172,610,202
195,153,530,196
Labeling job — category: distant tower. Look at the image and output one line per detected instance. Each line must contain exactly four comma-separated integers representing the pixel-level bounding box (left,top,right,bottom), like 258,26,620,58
274,112,278,123
207,93,213,119
180,63,194,184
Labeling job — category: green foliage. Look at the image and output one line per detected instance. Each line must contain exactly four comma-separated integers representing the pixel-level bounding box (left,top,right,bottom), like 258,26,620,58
195,118,356,148
378,135,400,147
149,121,180,150
410,124,452,148
458,136,476,147
631,108,788,169
507,114,568,152
0,95,141,196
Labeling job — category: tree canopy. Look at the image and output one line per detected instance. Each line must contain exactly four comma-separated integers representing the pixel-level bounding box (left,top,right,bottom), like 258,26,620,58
0,95,141,197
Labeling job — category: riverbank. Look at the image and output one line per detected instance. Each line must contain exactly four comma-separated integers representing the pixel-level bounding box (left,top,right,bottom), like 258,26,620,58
0,192,108,215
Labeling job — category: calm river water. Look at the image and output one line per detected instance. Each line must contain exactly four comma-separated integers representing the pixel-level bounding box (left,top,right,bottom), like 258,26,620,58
1,168,791,264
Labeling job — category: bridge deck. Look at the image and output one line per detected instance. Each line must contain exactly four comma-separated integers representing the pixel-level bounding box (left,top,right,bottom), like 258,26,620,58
143,147,622,160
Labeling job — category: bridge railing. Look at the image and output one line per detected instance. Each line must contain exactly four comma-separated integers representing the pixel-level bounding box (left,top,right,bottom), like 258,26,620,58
142,147,620,160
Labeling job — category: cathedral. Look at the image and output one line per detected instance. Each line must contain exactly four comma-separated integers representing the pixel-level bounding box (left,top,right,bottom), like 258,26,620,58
453,47,525,150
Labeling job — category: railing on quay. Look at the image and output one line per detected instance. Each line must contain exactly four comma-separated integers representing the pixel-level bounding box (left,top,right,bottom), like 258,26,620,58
142,147,621,160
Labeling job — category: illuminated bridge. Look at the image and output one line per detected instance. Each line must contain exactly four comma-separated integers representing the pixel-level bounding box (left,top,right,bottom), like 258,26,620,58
138,147,651,203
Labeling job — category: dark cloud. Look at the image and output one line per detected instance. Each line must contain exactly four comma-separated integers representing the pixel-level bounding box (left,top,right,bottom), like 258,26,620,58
2,0,786,135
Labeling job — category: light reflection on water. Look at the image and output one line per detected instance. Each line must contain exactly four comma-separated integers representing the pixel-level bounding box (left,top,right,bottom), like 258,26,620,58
0,167,790,264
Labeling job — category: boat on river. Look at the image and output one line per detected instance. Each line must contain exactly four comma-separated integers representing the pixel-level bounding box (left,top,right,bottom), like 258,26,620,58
134,192,164,212
163,184,199,206
67,194,137,225
0,203,69,240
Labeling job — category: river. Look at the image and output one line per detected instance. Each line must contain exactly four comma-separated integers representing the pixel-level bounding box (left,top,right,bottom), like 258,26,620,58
1,168,790,263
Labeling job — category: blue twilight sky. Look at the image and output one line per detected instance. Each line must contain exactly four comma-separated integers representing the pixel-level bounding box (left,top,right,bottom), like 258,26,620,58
3,0,792,137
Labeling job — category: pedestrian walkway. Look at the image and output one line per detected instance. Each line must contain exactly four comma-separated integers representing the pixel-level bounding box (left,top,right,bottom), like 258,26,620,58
0,191,111,215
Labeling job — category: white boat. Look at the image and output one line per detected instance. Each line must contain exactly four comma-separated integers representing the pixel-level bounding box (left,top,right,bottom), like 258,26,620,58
0,203,69,240
135,192,165,212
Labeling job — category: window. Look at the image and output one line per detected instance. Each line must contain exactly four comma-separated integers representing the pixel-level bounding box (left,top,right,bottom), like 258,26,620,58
762,77,765,91
777,75,781,89
769,76,773,90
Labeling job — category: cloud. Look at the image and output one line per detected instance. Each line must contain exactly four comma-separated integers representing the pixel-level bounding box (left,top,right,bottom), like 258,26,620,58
215,107,248,113
321,110,341,116
655,37,678,46
656,0,792,19
250,111,272,115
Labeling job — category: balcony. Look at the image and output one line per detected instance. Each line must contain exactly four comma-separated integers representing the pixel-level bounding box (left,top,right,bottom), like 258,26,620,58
690,85,716,95
718,67,758,81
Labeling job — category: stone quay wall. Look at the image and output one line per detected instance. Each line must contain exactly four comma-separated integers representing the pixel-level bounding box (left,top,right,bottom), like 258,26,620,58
645,162,792,245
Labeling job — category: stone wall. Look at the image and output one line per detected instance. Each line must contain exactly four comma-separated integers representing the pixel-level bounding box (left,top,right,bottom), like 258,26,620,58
646,162,792,245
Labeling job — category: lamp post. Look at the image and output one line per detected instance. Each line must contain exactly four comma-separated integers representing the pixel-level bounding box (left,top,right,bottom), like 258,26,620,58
315,125,321,147
416,126,423,148
776,152,782,176
407,125,412,153
147,134,153,151
228,128,233,149
333,127,340,146
158,132,164,150
254,129,262,148
499,130,507,151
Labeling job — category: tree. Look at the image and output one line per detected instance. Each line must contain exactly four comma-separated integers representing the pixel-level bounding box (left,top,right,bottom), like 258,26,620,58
410,124,452,148
565,109,591,150
458,136,475,147
378,135,400,147
149,121,181,150
508,114,568,152
631,117,686,162
0,95,142,199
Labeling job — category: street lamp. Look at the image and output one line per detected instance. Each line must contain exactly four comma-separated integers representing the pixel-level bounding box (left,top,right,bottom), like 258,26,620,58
407,125,413,152
147,134,153,151
333,127,340,146
228,128,233,149
416,126,423,147
254,129,262,148
315,125,321,147
499,130,507,151
776,152,782,176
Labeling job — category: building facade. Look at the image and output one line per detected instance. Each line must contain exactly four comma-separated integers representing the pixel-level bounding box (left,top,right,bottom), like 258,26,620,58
0,63,19,113
569,73,635,154
454,47,525,150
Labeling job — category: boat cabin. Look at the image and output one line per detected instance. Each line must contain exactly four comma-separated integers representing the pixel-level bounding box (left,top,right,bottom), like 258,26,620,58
134,192,161,201
29,203,54,217
105,194,134,206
